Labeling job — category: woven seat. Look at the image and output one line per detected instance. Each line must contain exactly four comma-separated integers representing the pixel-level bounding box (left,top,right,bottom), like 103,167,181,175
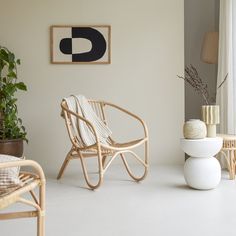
0,160,46,236
57,99,149,189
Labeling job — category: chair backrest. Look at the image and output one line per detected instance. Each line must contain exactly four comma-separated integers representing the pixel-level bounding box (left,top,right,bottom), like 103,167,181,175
88,100,107,125
61,99,110,149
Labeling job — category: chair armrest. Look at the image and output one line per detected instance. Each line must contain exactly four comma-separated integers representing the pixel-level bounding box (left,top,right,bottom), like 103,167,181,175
103,102,149,138
0,160,46,183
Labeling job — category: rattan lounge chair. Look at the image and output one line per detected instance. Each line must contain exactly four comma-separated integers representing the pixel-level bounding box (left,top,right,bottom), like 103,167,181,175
57,99,149,189
0,160,46,236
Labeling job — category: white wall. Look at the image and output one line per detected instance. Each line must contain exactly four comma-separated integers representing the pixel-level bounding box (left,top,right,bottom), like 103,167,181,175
0,0,184,174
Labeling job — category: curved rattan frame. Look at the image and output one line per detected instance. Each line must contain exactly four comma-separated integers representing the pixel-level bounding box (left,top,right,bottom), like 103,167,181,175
217,134,236,179
0,160,46,236
57,99,149,189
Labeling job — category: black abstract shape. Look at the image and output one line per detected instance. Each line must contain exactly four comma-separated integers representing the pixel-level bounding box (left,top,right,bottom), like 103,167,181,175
71,27,107,62
60,38,72,54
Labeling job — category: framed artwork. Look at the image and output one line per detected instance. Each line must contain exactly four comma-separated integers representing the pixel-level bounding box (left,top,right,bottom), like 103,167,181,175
50,25,111,64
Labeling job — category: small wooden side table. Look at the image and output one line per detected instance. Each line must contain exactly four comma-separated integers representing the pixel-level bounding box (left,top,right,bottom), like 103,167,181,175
217,134,236,179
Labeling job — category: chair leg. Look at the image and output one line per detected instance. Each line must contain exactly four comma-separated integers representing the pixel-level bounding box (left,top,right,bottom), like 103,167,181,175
120,141,148,181
57,149,73,180
79,151,103,190
120,153,148,181
102,155,108,168
229,150,235,180
234,150,236,173
38,177,46,236
37,213,45,236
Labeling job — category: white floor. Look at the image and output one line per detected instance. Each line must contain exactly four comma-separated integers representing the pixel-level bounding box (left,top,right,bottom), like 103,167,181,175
1,165,236,236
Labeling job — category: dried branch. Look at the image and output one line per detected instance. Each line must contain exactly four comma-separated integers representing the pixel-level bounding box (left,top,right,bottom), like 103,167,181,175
217,73,228,90
178,65,210,105
178,65,228,105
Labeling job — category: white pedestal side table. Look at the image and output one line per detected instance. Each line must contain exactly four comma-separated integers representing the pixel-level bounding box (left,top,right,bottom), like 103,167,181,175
180,137,223,190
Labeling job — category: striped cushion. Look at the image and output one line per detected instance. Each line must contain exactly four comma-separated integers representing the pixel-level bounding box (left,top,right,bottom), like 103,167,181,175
0,155,21,196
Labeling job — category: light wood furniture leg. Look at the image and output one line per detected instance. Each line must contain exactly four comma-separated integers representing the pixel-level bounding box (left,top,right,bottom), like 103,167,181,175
78,150,103,189
235,150,236,173
102,155,108,168
120,140,148,181
57,149,73,180
37,181,45,236
229,150,235,179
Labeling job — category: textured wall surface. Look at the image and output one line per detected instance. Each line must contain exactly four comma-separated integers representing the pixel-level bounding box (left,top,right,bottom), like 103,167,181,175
0,0,184,174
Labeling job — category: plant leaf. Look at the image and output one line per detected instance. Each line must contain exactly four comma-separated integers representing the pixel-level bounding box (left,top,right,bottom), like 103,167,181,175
16,82,27,91
8,52,15,63
7,71,17,78
0,49,8,61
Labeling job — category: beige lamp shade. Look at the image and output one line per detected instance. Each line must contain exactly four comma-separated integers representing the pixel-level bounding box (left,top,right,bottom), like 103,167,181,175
201,31,219,64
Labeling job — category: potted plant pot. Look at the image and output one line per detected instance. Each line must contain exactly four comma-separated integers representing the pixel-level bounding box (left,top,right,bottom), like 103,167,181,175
0,139,23,157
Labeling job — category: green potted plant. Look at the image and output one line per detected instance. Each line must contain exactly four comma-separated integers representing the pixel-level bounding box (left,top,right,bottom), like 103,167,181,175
0,46,27,157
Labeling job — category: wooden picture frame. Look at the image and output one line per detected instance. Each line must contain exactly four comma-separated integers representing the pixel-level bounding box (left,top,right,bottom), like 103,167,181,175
50,25,111,64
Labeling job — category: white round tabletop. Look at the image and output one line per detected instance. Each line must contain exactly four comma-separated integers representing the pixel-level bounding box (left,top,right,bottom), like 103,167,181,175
180,137,223,158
